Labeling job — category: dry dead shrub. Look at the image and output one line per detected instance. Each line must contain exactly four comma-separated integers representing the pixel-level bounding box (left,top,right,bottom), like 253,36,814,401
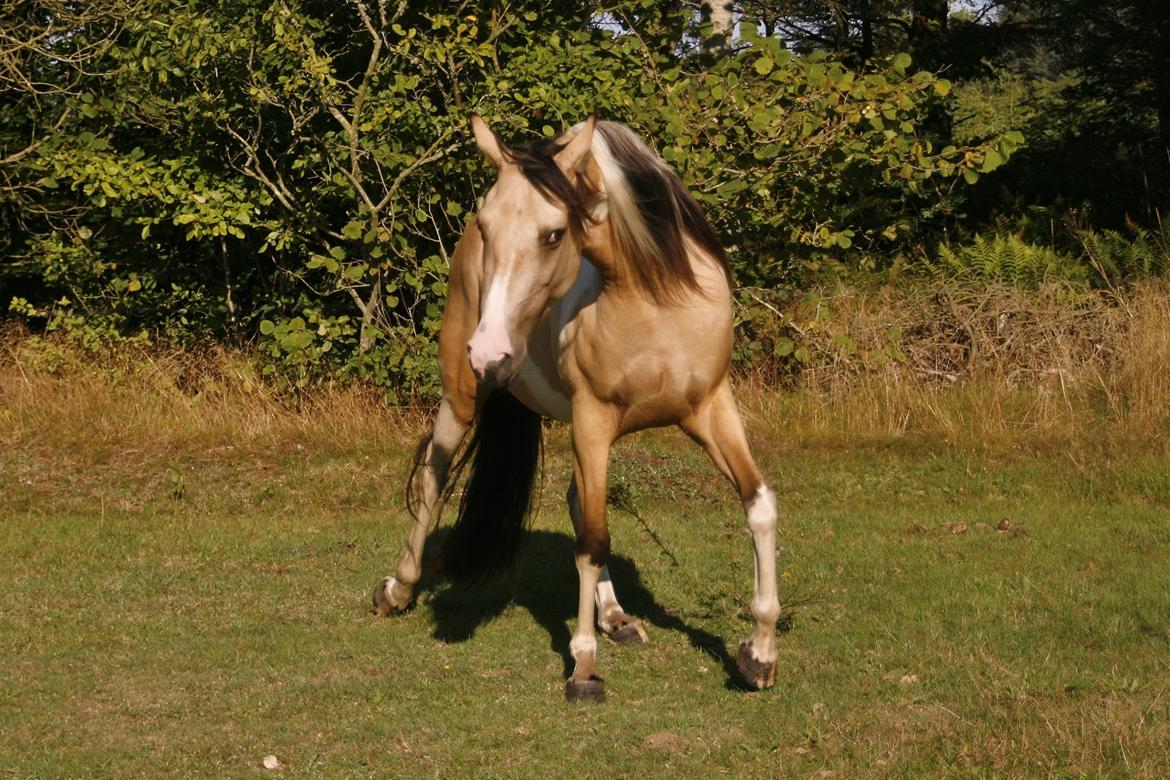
787,282,1121,387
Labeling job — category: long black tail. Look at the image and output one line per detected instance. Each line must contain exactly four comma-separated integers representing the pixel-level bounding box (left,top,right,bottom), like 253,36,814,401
439,389,542,585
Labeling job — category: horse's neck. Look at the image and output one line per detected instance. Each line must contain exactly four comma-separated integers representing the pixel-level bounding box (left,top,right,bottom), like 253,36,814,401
580,226,620,286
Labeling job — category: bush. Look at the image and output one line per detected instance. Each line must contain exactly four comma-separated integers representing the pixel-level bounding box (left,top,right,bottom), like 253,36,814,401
3,2,1017,397
925,234,1087,286
1077,221,1170,285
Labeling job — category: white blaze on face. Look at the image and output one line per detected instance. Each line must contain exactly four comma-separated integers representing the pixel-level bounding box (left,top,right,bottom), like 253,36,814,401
467,269,515,377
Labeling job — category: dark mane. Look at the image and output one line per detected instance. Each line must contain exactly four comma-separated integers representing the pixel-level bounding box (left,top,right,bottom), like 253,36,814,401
595,121,731,304
496,121,730,304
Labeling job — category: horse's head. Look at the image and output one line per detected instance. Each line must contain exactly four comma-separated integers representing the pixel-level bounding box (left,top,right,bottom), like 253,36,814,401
465,115,601,386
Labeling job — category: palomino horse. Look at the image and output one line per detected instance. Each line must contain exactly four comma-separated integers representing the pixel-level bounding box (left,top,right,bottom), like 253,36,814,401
373,116,780,701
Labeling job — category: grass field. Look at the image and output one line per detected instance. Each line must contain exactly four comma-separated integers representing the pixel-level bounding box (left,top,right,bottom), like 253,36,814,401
0,381,1165,776
2,347,1169,777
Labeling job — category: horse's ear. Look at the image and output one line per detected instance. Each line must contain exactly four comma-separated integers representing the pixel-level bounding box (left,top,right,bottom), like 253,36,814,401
555,115,596,173
583,156,609,222
470,114,504,167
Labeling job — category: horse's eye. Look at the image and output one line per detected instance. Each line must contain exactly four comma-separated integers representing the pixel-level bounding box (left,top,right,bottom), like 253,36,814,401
545,228,565,247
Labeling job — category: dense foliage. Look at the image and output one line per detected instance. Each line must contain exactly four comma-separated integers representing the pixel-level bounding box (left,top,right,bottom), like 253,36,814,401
1,1,1165,395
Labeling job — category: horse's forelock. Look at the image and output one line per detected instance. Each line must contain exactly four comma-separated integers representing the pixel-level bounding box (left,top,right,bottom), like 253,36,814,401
499,138,594,242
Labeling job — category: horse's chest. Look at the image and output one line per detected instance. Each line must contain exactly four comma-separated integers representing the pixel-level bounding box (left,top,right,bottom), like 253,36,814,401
539,257,731,427
566,323,709,424
510,353,572,422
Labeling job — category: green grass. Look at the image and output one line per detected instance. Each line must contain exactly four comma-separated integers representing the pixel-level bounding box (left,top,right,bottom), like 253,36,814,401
2,422,1169,777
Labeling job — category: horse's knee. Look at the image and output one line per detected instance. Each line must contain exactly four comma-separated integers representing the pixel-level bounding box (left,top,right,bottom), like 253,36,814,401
744,485,776,534
751,593,781,626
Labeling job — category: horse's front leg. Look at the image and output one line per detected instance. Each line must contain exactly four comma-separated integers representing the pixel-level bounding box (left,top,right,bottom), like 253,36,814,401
374,225,480,615
564,403,617,702
567,476,648,645
373,397,470,615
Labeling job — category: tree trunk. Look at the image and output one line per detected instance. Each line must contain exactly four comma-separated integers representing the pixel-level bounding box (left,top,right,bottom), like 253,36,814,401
910,0,949,73
832,4,848,58
858,0,874,64
701,1,734,54
1152,8,1170,179
1154,63,1170,217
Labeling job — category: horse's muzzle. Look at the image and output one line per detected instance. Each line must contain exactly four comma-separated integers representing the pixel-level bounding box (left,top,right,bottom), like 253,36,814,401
467,320,518,387
468,350,515,387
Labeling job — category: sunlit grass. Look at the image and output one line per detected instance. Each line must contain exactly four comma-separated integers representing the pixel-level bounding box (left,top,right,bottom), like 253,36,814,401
2,343,1169,775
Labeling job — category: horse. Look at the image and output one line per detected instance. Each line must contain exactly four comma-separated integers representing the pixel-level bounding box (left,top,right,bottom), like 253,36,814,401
372,115,781,701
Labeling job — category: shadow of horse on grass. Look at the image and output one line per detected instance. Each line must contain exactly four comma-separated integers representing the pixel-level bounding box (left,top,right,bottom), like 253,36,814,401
408,527,755,690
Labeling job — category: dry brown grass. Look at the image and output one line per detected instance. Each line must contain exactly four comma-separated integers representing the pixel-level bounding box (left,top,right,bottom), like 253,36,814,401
2,280,1168,458
0,332,423,464
741,279,1170,453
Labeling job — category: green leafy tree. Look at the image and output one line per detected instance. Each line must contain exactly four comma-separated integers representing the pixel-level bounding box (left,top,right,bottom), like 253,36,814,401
946,0,1169,224
3,0,1017,395
0,1,135,316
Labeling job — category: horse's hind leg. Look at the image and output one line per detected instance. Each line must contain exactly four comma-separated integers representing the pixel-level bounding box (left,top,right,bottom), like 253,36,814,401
682,380,780,689
373,397,470,615
567,476,648,645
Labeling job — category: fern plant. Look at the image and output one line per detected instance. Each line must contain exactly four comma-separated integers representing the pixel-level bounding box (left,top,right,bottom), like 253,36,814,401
926,234,1085,286
1077,221,1170,284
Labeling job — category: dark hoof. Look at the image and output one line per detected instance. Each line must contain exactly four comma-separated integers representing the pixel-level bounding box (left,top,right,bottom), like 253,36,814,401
736,641,777,690
607,621,649,646
564,675,606,703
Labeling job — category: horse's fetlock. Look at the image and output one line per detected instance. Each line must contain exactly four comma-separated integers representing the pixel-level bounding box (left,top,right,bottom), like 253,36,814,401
570,633,597,662
751,595,781,627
